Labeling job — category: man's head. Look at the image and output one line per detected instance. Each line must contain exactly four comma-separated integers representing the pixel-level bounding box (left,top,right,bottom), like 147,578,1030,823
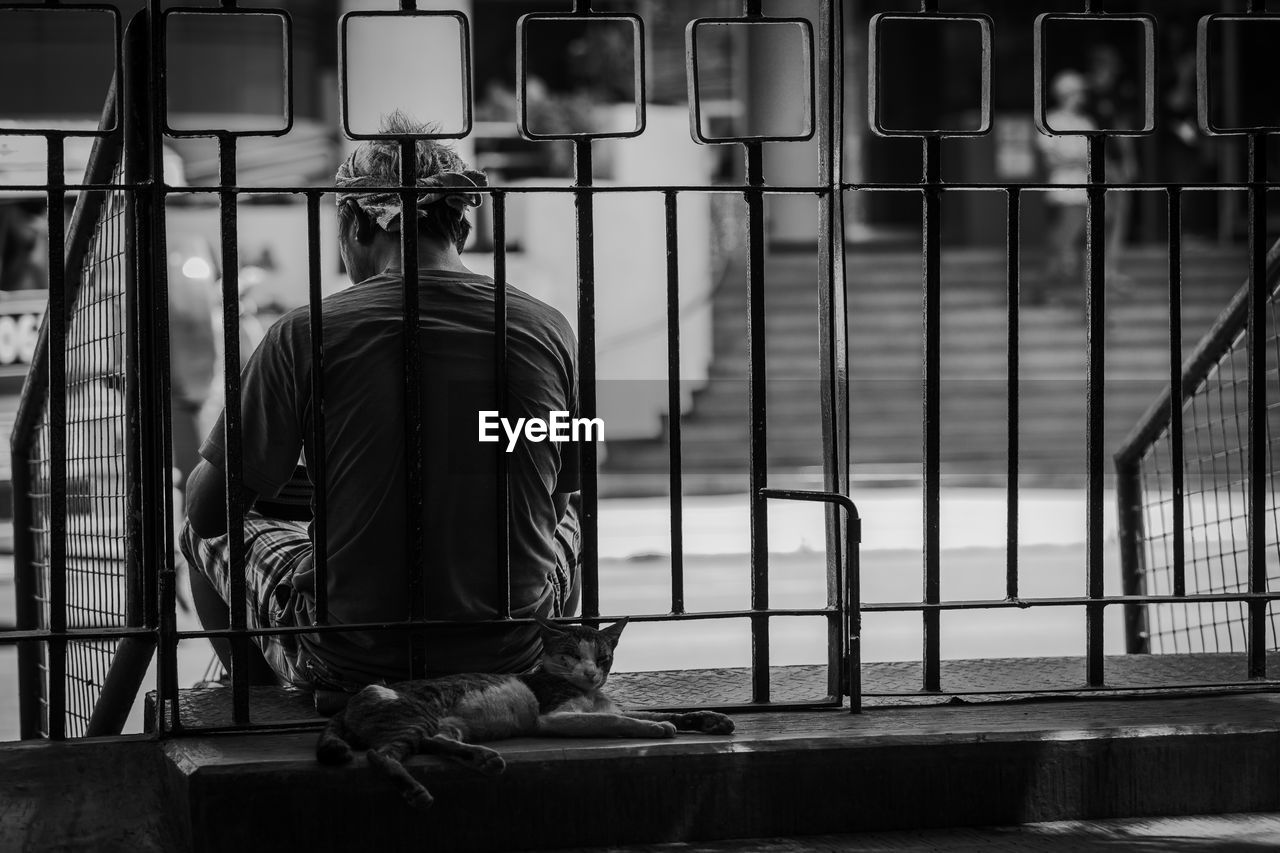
334,111,486,282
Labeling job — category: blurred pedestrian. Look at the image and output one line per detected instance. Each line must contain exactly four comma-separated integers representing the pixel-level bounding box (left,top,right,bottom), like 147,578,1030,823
1033,70,1093,304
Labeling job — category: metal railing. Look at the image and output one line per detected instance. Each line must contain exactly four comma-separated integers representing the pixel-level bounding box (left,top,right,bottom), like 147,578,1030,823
1115,235,1280,658
5,0,1279,740
9,36,149,738
6,0,855,738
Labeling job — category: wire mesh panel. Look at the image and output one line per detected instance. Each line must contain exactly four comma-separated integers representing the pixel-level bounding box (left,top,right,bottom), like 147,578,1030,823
1122,270,1280,654
26,159,132,738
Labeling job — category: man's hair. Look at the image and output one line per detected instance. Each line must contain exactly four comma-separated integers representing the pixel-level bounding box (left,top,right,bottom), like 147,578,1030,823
338,111,475,251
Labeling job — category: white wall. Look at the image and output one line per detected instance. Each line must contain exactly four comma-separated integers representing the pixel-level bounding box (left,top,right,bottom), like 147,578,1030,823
466,105,716,442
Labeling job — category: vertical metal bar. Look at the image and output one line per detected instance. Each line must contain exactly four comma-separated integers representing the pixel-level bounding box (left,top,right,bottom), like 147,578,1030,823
1217,21,1241,245
46,134,67,741
399,139,425,675
123,165,145,638
1085,135,1107,687
745,140,769,704
817,0,849,705
921,135,941,693
1247,131,1267,679
847,511,861,712
664,191,684,616
574,139,599,620
218,136,250,723
1006,188,1020,601
139,1,177,734
1116,457,1149,654
12,435,38,738
103,13,161,737
493,191,511,619
306,192,328,625
1168,187,1185,600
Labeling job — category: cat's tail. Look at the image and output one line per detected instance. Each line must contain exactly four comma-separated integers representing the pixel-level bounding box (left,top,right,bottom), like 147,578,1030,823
316,711,354,764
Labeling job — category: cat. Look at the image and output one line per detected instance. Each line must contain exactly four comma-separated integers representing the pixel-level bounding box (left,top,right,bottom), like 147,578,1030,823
316,616,735,809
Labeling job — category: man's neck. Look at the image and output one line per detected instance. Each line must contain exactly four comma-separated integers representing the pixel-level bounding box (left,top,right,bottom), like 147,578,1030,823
366,234,473,279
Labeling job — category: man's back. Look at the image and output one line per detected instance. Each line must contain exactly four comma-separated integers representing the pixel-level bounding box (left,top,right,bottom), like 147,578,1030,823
225,268,579,682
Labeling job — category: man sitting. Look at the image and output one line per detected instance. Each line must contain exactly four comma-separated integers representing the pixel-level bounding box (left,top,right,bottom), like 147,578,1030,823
182,112,582,703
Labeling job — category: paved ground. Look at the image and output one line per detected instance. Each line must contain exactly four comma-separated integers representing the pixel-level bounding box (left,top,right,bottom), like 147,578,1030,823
554,813,1280,852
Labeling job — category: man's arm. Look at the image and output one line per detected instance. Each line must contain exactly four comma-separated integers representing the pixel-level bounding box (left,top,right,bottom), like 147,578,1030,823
554,491,571,524
185,457,258,540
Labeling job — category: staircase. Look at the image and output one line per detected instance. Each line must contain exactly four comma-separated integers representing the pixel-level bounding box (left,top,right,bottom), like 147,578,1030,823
603,244,1249,495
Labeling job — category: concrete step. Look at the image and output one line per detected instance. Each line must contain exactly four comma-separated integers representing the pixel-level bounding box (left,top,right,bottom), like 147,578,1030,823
13,690,1275,852
605,245,1251,490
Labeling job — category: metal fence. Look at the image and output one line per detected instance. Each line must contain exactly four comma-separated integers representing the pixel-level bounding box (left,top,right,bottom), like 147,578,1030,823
9,52,147,739
4,0,1279,740
1116,237,1280,658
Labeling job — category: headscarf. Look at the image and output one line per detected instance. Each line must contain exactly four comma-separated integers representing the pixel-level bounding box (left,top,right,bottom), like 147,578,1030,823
334,145,487,233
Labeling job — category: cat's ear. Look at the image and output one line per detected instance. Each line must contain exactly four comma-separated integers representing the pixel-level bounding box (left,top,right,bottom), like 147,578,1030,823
534,614,566,636
599,617,629,644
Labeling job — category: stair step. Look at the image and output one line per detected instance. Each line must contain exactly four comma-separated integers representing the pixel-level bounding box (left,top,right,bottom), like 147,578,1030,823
606,246,1251,490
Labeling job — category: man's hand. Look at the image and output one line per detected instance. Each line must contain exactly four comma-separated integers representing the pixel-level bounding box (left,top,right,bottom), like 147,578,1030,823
185,458,259,540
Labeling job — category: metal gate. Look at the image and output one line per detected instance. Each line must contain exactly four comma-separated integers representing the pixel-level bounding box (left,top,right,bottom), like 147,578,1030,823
5,0,1278,740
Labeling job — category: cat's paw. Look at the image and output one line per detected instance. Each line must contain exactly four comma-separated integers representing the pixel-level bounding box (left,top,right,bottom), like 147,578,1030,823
688,711,735,735
405,788,435,811
655,721,678,738
472,749,506,776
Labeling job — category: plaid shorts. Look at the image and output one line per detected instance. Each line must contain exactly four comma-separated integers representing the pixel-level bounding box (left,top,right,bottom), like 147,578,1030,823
179,512,321,688
179,498,582,689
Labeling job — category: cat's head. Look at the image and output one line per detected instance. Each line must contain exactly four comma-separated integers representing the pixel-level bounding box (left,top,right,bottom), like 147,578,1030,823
534,616,628,691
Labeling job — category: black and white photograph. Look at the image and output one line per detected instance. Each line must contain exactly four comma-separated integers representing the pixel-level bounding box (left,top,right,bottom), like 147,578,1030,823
1,1,1279,850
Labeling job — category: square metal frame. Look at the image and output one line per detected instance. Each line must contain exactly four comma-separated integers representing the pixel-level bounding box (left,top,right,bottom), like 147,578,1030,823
339,10,473,141
868,13,992,138
1196,14,1280,136
0,4,121,136
161,7,293,139
685,16,814,145
516,13,645,141
1033,13,1156,137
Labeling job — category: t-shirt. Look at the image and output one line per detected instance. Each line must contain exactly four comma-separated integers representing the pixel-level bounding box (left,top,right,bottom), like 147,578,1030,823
200,268,579,683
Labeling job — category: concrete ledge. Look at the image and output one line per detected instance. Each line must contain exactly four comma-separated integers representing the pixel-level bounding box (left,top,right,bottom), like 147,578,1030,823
9,692,1280,851
0,736,189,853
159,693,1280,853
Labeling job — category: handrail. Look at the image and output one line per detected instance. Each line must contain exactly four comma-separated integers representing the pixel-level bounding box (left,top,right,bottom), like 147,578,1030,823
9,76,123,463
1114,236,1280,467
1113,234,1280,656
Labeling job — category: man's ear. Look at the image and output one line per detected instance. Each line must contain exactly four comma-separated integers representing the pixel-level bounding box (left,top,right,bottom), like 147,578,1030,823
343,200,374,244
599,617,629,644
